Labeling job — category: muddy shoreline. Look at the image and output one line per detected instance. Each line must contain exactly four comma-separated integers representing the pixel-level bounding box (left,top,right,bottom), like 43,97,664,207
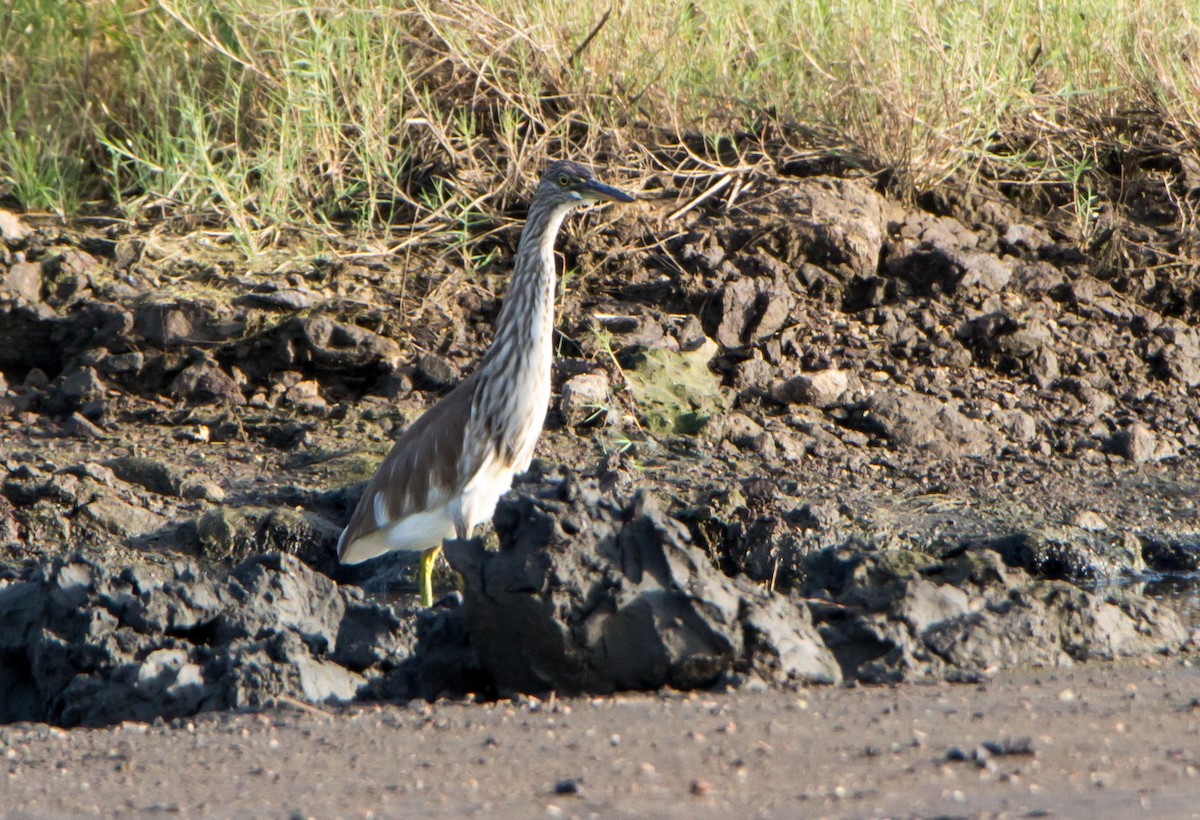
3,658,1198,817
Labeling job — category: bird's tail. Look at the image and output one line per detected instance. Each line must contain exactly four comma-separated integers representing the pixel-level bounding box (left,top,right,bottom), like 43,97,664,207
337,527,393,565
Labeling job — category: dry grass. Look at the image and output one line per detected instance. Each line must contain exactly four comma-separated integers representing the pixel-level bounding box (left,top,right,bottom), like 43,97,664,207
2,0,1199,255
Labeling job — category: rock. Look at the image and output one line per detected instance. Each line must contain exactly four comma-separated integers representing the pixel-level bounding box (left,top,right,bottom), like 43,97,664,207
169,360,245,405
63,412,106,438
104,456,188,497
52,247,100,277
674,314,707,351
805,546,1188,683
977,527,1144,583
853,390,998,458
622,337,727,436
134,302,235,347
954,249,1014,292
1002,222,1053,252
742,597,842,686
786,177,894,280
180,479,226,503
100,351,144,376
1141,538,1200,573
285,379,328,414
235,287,317,311
732,353,775,393
957,311,1051,362
715,277,760,349
415,352,457,388
196,506,342,565
78,496,166,539
1152,324,1200,386
714,276,793,349
773,368,852,408
0,210,33,245
444,477,840,694
885,242,1014,299
56,366,106,405
560,372,610,426
0,553,421,726
597,313,665,348
724,412,766,450
788,501,843,531
1072,511,1107,532
291,316,402,372
2,261,43,302
1109,424,1155,463
1029,348,1059,387
1000,409,1037,443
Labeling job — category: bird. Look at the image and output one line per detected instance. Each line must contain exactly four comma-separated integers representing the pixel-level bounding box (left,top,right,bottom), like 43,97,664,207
337,160,635,606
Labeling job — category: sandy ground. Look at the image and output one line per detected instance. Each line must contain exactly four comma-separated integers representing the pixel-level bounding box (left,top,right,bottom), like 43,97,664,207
2,656,1198,819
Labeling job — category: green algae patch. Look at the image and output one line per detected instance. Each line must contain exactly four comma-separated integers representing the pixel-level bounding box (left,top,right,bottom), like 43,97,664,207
623,338,728,436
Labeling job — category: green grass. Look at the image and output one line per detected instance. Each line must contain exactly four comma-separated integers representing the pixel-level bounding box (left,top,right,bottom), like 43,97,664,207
2,0,1199,245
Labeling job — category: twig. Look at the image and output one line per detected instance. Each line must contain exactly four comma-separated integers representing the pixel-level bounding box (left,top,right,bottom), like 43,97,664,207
156,0,270,80
272,695,334,720
667,173,734,222
569,9,611,68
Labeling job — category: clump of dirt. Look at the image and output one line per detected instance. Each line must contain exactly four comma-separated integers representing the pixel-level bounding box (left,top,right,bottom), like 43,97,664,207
445,473,840,694
0,551,485,727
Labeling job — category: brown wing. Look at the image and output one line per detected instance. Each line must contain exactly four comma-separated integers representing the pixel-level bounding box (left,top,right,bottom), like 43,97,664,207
337,374,478,562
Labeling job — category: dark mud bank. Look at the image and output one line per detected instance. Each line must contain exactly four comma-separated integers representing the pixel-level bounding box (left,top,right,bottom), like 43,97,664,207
3,169,1200,726
1,475,1191,727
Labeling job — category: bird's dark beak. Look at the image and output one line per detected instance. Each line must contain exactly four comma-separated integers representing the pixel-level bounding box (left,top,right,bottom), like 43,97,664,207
578,179,635,203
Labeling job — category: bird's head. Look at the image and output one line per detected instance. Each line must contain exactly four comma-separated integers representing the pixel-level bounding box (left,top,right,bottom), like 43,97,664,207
535,160,635,210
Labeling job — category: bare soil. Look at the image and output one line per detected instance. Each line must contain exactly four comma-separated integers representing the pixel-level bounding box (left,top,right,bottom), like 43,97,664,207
2,657,1199,818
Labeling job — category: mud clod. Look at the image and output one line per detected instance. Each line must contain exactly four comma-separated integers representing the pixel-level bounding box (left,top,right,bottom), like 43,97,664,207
0,553,417,727
445,476,840,695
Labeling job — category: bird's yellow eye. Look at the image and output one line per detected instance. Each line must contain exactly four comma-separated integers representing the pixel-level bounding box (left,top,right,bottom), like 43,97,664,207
557,174,571,187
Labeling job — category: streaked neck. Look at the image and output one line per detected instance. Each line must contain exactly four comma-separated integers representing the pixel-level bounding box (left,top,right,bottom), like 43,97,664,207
483,199,572,372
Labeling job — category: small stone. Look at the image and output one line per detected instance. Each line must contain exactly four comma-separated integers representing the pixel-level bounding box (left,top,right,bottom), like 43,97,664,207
1001,409,1038,443
80,495,166,538
181,480,226,503
732,355,776,393
2,261,43,303
53,248,100,278
0,210,32,245
23,368,49,388
63,412,106,439
415,352,457,388
101,351,144,375
689,779,711,797
1109,423,1155,463
1030,348,1059,387
552,779,579,796
675,315,706,351
285,380,328,414
560,372,610,426
170,361,245,405
1072,510,1107,531
724,412,765,450
105,456,187,497
58,367,106,403
772,368,851,408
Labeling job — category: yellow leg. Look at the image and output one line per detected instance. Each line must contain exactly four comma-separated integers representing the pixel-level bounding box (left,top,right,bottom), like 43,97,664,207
418,545,441,608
